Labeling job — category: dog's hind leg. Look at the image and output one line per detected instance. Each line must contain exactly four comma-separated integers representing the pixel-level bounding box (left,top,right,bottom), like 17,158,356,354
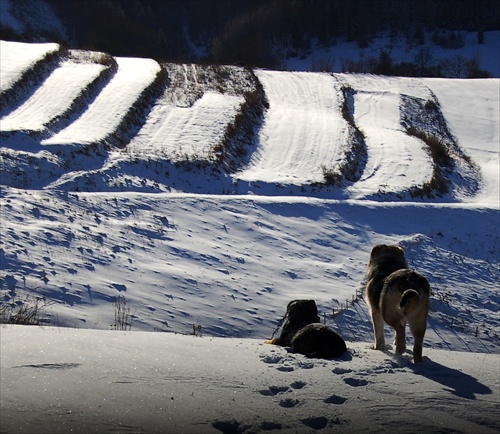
393,322,407,355
409,320,426,363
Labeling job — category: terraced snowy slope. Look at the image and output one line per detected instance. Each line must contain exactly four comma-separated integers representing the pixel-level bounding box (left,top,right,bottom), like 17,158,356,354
236,70,349,185
0,41,496,203
128,91,243,159
0,59,106,132
338,74,434,198
0,40,59,92
424,78,500,206
42,57,160,146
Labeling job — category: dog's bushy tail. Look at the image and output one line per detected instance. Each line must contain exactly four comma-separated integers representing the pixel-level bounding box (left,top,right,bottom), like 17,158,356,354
400,289,421,315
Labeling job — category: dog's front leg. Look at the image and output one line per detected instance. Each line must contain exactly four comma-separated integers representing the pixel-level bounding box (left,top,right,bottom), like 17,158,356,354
371,310,385,350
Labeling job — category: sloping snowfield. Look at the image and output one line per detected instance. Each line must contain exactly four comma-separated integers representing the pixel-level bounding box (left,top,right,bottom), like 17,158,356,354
42,57,161,146
0,40,59,93
128,91,244,159
338,75,435,197
1,59,106,133
0,40,499,433
236,70,349,185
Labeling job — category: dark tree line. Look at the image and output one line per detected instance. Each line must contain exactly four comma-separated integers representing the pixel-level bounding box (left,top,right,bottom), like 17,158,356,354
2,0,499,71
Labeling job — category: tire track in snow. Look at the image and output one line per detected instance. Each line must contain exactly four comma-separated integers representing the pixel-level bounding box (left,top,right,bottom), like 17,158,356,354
236,70,349,185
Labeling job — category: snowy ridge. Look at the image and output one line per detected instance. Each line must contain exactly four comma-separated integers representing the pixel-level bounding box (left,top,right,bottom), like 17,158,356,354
0,40,59,93
42,57,162,146
0,59,107,133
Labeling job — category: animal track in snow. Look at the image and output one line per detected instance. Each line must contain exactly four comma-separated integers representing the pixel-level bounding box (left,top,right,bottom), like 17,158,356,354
258,385,289,396
343,377,369,387
276,365,294,372
290,380,306,389
212,419,250,434
332,367,352,375
259,421,282,431
301,416,329,430
260,354,283,364
279,398,300,408
324,394,347,405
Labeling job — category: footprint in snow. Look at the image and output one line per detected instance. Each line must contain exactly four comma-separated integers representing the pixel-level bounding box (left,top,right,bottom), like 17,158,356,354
261,354,283,364
279,398,300,408
290,380,306,389
343,377,369,387
212,419,250,434
276,365,294,372
258,385,290,396
324,394,347,405
301,416,329,430
259,421,282,430
332,367,352,375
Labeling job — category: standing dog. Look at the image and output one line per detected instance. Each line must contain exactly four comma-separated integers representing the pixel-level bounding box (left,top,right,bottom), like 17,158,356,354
365,244,430,362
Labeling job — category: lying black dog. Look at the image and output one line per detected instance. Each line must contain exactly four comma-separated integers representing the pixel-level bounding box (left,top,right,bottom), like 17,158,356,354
265,299,347,358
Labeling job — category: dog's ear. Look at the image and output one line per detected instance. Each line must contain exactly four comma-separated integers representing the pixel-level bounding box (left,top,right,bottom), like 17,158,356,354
370,244,386,257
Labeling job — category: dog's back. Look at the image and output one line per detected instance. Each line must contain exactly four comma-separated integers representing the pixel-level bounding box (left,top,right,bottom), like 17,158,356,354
366,244,408,308
291,323,347,358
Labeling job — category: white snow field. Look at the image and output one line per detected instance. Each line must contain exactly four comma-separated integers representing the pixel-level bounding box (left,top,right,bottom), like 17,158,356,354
236,70,349,185
338,74,435,198
128,91,244,159
1,325,498,434
42,57,161,145
0,40,499,433
0,40,59,92
424,78,500,207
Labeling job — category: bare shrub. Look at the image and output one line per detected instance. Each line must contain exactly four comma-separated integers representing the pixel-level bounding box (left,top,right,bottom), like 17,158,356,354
0,288,52,325
112,295,131,331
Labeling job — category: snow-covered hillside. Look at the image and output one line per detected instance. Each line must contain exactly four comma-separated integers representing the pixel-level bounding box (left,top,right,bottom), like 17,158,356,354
0,39,499,434
1,39,498,346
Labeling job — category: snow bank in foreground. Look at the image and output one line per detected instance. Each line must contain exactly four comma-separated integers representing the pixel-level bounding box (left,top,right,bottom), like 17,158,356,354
1,325,498,433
